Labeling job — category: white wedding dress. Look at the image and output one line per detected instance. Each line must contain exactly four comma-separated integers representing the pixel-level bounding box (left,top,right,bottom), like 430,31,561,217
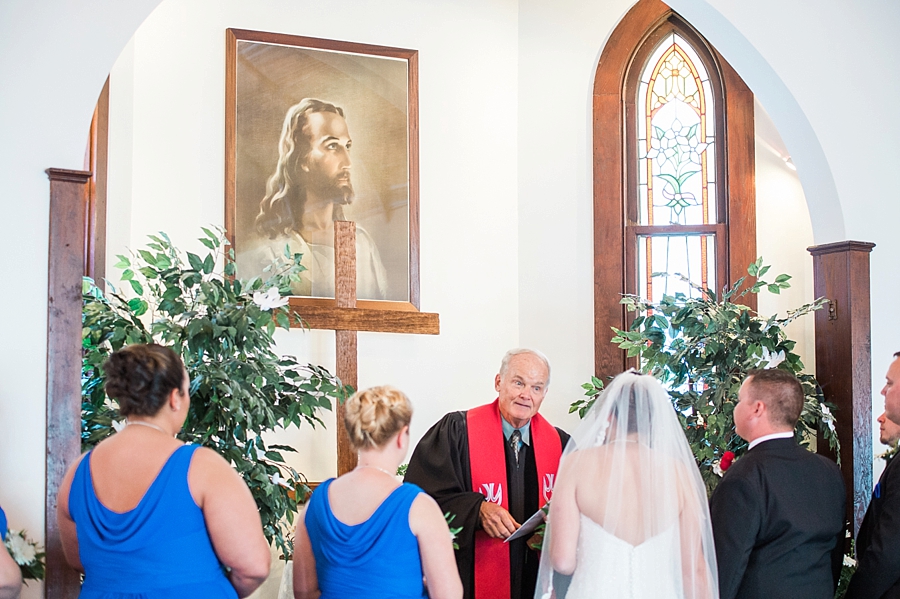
535,371,718,599
566,518,682,599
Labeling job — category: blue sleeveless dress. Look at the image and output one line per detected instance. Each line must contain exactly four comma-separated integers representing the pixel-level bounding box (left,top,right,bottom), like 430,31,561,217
68,444,237,598
0,504,7,541
305,479,428,599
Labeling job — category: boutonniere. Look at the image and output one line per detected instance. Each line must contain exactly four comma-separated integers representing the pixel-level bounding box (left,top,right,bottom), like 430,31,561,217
877,445,899,462
713,451,736,477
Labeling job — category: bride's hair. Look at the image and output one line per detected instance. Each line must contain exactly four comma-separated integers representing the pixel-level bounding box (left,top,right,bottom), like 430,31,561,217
536,370,719,599
608,372,646,435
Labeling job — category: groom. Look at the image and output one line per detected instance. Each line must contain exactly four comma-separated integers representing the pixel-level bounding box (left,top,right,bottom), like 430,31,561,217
710,369,845,599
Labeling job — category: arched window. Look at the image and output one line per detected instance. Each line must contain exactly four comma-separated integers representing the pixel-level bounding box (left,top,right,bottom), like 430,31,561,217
594,1,756,378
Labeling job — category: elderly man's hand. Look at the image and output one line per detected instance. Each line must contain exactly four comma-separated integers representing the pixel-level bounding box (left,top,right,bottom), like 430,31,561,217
479,501,521,539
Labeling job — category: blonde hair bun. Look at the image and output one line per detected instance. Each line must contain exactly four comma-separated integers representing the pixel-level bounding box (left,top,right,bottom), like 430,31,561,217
343,385,413,450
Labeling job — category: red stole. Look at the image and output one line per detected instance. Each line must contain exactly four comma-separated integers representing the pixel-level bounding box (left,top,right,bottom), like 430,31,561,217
467,399,562,599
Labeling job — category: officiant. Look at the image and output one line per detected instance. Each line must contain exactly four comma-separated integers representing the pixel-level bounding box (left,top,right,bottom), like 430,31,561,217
405,349,570,599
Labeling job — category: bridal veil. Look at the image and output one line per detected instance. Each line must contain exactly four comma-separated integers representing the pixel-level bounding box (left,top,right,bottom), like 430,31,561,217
535,371,718,599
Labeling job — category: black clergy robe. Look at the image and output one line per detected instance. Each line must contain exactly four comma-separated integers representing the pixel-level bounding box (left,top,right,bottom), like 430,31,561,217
405,410,570,599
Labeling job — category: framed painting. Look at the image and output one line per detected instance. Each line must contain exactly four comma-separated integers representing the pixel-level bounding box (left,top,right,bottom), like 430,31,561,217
225,29,420,310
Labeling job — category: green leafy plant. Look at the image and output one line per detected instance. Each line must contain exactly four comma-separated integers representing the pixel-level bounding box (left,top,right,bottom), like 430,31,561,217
444,513,462,550
81,227,351,558
574,258,838,493
835,539,856,599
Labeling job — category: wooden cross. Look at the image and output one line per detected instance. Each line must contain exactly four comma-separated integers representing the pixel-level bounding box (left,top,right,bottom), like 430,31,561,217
291,221,439,474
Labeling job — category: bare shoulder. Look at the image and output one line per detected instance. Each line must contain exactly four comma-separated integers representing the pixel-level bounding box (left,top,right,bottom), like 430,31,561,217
189,445,231,468
410,489,441,515
409,488,445,534
187,446,244,501
58,452,89,517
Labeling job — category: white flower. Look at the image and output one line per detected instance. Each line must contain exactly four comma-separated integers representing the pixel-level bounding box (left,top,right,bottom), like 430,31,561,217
252,287,289,311
712,461,725,477
270,473,292,489
820,405,836,434
759,347,786,369
843,555,857,568
112,420,126,433
6,531,36,565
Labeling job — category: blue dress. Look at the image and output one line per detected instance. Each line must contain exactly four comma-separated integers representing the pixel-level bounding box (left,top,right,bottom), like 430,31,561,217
0,504,7,541
68,444,237,598
305,478,428,599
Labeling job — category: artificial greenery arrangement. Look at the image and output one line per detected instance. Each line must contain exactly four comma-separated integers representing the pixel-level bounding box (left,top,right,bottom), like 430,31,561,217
571,258,838,493
82,228,350,558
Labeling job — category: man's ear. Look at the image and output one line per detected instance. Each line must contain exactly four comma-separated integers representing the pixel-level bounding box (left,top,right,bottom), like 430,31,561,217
751,399,767,420
495,374,502,393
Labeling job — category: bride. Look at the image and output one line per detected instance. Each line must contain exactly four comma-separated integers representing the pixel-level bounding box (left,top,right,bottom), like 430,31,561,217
536,371,718,599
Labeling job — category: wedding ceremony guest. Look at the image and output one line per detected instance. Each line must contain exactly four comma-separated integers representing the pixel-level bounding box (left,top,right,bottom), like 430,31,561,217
56,344,270,598
877,409,900,449
536,371,718,599
404,349,569,599
293,385,461,599
0,505,22,599
710,369,845,599
846,352,900,598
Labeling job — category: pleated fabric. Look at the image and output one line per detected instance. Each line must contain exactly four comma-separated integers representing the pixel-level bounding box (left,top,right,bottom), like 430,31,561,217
305,478,428,599
68,444,237,599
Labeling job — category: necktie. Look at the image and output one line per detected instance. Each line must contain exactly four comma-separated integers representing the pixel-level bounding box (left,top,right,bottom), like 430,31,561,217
509,429,521,465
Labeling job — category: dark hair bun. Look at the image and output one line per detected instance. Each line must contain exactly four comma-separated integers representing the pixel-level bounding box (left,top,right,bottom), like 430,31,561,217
104,344,186,417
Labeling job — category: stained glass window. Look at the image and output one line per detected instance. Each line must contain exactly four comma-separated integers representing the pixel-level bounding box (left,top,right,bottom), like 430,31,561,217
635,32,717,303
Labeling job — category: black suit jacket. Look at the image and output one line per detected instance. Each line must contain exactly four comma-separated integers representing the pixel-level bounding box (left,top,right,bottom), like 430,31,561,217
709,438,846,599
846,455,900,598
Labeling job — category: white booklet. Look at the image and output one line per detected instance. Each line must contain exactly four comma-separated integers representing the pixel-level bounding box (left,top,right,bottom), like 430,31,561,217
504,509,546,543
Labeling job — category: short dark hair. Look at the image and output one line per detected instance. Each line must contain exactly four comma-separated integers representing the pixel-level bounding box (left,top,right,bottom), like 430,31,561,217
745,368,803,428
894,351,900,358
104,344,186,417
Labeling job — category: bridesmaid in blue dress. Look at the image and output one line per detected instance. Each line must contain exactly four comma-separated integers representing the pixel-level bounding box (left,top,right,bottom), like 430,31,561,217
293,386,462,599
0,504,22,599
56,344,271,598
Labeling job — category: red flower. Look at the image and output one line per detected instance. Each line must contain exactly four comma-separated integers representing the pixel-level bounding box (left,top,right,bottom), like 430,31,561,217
720,451,735,471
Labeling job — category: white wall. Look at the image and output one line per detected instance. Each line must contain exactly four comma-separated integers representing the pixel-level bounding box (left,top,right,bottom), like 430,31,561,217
104,0,522,481
2,1,899,596
754,99,816,371
516,0,899,456
667,0,900,460
0,2,163,597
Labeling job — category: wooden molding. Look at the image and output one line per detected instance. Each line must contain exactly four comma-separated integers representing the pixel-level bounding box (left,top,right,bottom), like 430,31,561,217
46,168,92,184
808,241,876,256
809,240,875,536
45,168,90,598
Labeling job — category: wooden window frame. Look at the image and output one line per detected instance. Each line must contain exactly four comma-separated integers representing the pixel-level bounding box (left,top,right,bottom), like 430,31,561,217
593,0,756,379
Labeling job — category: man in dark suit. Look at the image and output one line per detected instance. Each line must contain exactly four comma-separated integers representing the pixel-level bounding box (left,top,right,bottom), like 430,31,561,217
710,368,845,599
847,351,900,598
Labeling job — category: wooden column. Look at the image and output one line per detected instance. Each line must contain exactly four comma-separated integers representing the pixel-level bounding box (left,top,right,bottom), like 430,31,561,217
334,221,358,476
808,240,875,536
45,168,91,599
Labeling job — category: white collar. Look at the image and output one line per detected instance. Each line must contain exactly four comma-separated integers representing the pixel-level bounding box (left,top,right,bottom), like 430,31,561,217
748,430,794,450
